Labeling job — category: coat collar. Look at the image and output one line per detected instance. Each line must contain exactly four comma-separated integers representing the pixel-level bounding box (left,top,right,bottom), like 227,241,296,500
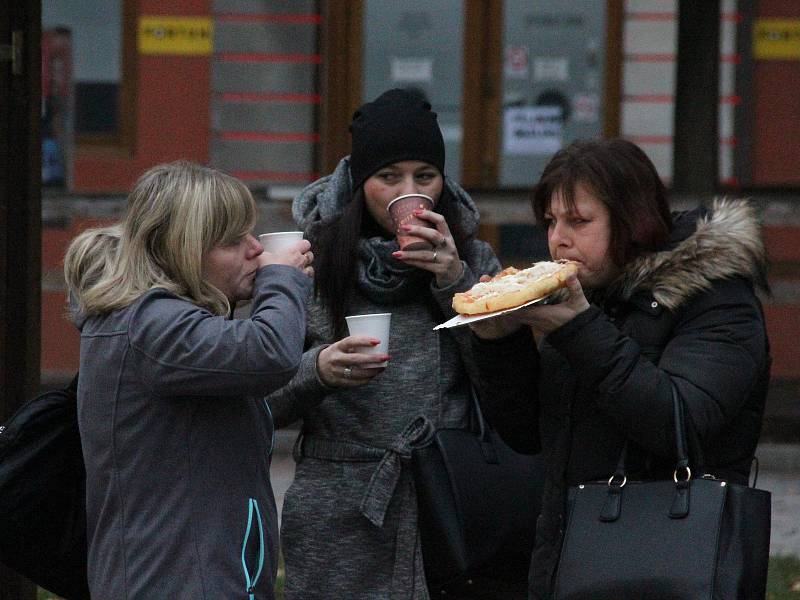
607,198,768,311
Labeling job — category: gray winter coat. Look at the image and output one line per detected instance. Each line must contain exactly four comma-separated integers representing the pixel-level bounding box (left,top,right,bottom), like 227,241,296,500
267,159,501,599
76,265,310,600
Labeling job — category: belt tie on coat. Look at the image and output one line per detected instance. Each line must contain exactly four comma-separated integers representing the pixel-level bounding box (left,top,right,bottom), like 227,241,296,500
294,416,435,599
359,415,434,527
362,415,434,600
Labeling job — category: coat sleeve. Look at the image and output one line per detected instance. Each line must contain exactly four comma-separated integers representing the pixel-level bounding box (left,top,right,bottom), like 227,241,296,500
546,278,769,459
429,238,504,383
470,328,542,454
264,298,337,429
129,265,311,398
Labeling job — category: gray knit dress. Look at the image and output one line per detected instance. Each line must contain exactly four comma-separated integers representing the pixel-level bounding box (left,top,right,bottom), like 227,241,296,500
267,158,501,600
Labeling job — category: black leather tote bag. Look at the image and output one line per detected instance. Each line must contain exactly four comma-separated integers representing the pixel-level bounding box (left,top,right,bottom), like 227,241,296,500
412,387,546,588
553,384,771,600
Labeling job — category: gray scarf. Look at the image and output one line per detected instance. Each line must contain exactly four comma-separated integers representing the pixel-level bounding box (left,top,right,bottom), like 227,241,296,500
356,235,429,304
293,157,482,304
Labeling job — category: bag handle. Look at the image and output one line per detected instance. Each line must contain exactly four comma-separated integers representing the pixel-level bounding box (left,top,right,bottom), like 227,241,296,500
468,385,488,439
467,384,500,464
600,381,693,521
608,381,691,485
671,382,691,483
67,372,79,395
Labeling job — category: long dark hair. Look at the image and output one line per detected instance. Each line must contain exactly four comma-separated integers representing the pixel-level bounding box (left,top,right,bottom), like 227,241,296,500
532,138,672,267
310,182,470,337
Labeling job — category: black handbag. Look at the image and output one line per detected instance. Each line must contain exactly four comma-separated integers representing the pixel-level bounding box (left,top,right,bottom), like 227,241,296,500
553,383,771,600
411,387,546,588
0,373,90,599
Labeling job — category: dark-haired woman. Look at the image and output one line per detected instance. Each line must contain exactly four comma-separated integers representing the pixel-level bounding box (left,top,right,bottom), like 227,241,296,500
266,89,518,599
469,138,772,599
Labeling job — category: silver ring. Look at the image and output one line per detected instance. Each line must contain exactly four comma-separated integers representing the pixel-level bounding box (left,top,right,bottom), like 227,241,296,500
432,250,438,262
343,366,352,379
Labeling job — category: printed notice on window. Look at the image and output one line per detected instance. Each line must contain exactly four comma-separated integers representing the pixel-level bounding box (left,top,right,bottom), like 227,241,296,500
503,106,563,155
390,57,434,83
138,16,214,56
754,19,800,59
533,57,569,82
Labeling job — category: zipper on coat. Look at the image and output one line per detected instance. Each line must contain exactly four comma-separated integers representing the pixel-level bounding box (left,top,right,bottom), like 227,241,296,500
261,399,275,456
241,497,265,599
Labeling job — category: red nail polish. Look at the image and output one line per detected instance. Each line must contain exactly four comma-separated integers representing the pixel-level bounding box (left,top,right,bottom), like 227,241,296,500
370,340,380,346
413,210,423,216
392,251,402,257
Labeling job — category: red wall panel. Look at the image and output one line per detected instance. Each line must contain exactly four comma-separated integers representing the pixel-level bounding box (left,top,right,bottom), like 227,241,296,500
41,291,81,374
73,0,212,192
763,304,800,378
752,0,800,185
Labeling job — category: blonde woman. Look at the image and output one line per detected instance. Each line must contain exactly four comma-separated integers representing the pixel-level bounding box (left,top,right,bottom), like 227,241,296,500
64,160,313,600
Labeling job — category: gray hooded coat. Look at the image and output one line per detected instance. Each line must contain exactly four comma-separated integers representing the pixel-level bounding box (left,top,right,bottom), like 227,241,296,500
267,158,501,599
77,265,311,600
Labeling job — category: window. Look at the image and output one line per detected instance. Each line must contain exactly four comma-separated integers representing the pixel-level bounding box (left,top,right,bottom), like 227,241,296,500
42,0,135,186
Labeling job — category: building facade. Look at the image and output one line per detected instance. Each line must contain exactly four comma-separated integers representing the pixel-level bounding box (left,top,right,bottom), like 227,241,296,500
41,0,800,436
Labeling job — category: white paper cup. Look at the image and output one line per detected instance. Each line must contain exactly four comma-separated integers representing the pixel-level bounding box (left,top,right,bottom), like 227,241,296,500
258,231,303,253
345,313,391,368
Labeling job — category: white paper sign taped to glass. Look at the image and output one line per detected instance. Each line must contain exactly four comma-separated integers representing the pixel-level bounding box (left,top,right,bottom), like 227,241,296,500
533,57,569,82
390,57,433,83
503,106,563,155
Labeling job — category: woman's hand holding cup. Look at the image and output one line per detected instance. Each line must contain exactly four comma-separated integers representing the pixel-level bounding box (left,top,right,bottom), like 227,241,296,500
391,208,464,287
317,336,390,388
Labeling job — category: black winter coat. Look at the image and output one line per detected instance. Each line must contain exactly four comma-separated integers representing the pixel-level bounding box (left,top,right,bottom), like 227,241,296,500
473,200,771,599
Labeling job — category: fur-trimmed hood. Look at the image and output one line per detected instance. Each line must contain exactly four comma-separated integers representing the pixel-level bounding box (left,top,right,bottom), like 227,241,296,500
610,198,769,311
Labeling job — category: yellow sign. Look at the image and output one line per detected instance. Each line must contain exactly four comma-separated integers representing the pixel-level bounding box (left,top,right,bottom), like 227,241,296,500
754,19,800,60
138,16,213,56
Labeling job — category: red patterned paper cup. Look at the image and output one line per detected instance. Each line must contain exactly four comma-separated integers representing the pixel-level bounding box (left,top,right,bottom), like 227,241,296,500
386,194,435,251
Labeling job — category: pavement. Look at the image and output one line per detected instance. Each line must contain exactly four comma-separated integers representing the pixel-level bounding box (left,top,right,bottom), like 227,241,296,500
270,432,800,557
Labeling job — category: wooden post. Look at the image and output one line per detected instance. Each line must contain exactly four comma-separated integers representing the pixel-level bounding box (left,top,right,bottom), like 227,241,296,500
319,0,364,175
0,0,41,597
672,0,721,194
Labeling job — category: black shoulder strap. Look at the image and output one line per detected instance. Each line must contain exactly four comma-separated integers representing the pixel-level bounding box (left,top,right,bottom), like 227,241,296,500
66,372,79,395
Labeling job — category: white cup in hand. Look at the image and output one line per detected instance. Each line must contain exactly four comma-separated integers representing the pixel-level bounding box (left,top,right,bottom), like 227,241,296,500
345,313,391,368
259,231,303,253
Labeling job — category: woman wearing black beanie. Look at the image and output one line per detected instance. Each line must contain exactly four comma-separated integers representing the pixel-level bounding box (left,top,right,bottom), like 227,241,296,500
266,89,521,599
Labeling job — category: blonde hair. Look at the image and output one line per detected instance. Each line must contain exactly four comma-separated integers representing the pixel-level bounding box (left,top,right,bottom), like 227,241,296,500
64,160,256,318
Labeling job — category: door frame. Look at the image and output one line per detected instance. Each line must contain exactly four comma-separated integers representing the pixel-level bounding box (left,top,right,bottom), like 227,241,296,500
0,0,41,594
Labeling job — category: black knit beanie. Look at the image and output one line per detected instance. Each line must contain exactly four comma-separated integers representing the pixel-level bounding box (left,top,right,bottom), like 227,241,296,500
349,88,445,191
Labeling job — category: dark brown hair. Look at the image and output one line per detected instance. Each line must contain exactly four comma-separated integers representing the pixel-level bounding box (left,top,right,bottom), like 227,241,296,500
310,183,468,338
532,138,672,267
